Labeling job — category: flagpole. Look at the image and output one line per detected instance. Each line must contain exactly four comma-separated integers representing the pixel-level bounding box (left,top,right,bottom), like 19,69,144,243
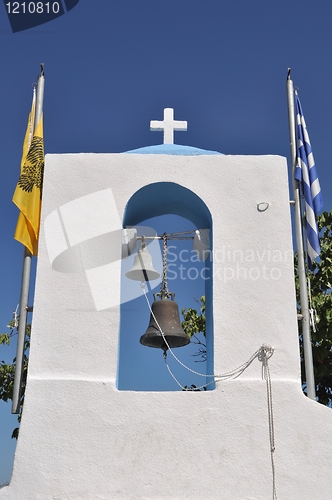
286,69,316,401
12,65,45,414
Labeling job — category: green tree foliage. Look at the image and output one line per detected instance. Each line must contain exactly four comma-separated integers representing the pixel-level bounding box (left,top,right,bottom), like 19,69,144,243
181,297,207,390
296,210,332,405
181,296,206,362
0,320,30,439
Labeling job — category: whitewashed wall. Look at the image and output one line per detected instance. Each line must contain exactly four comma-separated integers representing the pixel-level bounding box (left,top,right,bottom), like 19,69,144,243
1,152,332,500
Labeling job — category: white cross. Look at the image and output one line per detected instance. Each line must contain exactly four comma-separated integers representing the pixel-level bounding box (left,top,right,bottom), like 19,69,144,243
150,108,187,145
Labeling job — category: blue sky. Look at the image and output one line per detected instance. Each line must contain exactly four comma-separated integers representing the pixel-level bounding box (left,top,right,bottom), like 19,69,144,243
1,0,332,486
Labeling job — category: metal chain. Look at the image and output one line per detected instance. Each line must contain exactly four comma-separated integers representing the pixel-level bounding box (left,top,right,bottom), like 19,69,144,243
160,233,170,297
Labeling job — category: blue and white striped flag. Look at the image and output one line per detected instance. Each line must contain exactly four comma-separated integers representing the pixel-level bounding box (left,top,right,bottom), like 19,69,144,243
294,91,323,268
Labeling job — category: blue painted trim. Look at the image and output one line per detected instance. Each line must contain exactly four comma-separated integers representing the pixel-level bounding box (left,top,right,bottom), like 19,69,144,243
123,182,211,229
124,144,223,156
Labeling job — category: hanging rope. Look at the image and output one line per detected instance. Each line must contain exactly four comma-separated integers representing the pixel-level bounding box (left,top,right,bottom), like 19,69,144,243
164,341,278,499
163,351,187,390
142,284,273,382
141,284,277,498
163,339,264,388
260,345,278,500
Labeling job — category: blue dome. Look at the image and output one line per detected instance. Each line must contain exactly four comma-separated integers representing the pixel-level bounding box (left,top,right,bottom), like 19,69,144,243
124,144,223,156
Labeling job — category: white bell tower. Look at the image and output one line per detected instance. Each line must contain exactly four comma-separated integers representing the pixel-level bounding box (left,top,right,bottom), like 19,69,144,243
2,109,332,499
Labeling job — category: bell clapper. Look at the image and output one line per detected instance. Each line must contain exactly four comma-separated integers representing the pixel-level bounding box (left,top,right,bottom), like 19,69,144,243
140,238,150,284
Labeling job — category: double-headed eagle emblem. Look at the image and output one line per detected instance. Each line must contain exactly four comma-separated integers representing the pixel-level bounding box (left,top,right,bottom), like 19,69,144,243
17,135,44,196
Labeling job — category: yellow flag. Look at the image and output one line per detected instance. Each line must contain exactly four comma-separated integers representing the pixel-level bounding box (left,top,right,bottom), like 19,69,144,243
13,95,44,257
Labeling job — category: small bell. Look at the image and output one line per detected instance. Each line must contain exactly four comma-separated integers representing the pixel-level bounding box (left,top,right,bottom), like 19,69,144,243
140,291,190,351
126,242,160,281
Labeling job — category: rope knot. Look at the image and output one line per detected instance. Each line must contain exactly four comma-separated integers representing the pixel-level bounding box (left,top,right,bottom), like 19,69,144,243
260,344,274,361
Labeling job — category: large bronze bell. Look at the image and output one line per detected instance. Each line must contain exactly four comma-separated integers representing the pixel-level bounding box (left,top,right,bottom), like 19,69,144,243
140,291,190,351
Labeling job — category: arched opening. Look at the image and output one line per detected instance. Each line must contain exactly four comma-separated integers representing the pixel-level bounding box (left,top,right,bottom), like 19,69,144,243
117,182,214,391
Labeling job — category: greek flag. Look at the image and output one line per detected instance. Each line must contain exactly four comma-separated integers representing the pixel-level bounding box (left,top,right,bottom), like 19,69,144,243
294,92,323,268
